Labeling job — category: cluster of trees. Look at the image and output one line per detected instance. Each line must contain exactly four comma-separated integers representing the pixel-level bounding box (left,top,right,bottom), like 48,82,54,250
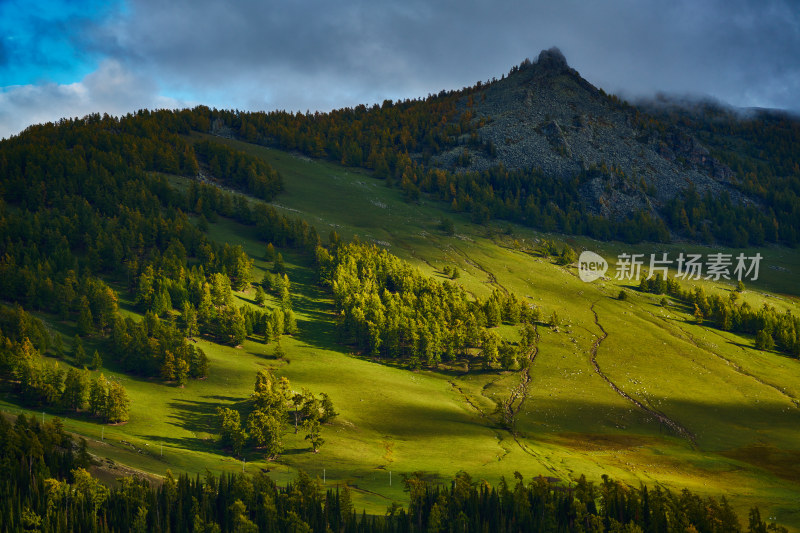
194,139,284,200
539,239,579,265
643,103,800,246
111,265,296,381
183,179,322,252
639,275,800,357
316,242,540,369
397,163,670,243
663,186,780,247
217,368,336,459
108,311,208,384
193,72,800,246
6,75,798,251
15,359,129,423
0,413,784,532
188,90,478,168
0,306,130,422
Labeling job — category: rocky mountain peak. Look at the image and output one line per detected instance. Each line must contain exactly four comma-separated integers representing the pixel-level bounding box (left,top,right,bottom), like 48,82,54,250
535,47,569,71
430,48,743,223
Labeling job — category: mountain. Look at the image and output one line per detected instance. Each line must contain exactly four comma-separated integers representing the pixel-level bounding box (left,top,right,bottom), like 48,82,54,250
432,48,742,221
196,47,800,246
4,49,799,246
1,51,799,531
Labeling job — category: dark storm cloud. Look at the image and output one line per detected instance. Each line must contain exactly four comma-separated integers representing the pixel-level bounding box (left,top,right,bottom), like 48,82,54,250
81,0,800,113
3,0,799,138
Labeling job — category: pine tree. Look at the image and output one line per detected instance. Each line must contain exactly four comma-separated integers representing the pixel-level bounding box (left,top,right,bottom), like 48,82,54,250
273,253,285,274
62,368,88,411
91,350,102,371
273,342,286,360
53,333,65,359
229,499,258,533
217,407,246,456
175,357,190,387
254,286,266,307
264,243,276,261
693,304,704,324
283,309,298,335
105,380,130,423
755,329,775,351
161,352,176,381
73,335,87,367
89,374,108,417
247,409,283,459
319,393,338,423
182,301,198,338
549,310,560,329
77,302,94,336
303,419,324,453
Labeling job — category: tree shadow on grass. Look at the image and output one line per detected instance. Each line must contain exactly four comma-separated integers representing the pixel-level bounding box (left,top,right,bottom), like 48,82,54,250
205,395,244,402
291,299,340,352
166,396,249,435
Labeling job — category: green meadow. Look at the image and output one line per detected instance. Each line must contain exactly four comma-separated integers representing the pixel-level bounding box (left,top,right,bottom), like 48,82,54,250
4,137,800,528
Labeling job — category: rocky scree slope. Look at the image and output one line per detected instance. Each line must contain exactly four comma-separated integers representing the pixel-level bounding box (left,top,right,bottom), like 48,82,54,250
433,48,745,220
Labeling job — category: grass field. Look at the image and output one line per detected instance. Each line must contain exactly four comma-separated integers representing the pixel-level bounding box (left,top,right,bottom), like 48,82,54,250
4,137,800,528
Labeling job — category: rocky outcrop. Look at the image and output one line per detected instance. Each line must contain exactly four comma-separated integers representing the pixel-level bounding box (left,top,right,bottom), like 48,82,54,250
430,48,743,221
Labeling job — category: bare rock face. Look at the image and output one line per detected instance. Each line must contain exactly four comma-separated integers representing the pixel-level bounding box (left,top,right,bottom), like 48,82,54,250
535,47,569,71
430,48,743,221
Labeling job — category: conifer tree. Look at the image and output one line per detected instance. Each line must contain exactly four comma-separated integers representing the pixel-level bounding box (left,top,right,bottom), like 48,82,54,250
74,335,87,367
63,367,88,411
91,350,102,371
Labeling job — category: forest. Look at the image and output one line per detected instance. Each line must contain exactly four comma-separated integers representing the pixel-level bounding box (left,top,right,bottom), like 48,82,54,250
0,67,798,532
7,72,798,248
642,103,800,246
0,109,321,417
0,412,785,532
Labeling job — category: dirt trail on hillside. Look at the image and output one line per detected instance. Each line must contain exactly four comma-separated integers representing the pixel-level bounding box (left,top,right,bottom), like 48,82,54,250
450,245,509,295
589,301,697,447
503,324,540,428
657,311,800,409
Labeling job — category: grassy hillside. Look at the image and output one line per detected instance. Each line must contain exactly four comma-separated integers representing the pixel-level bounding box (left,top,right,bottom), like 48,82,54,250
2,135,800,529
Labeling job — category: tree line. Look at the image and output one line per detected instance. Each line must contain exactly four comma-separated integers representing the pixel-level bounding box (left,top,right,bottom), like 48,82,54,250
193,102,672,244
639,275,800,357
0,412,785,532
641,103,800,246
6,73,798,247
188,72,799,246
193,139,283,200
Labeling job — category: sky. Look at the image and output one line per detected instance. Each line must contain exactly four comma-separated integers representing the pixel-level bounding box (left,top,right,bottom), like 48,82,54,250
1,0,799,139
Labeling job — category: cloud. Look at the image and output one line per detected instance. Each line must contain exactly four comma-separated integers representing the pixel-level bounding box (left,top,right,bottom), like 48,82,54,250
80,0,800,113
0,60,189,139
3,0,800,138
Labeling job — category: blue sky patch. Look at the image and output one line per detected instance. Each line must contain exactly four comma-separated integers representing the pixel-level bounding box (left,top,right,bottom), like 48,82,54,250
0,0,122,86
